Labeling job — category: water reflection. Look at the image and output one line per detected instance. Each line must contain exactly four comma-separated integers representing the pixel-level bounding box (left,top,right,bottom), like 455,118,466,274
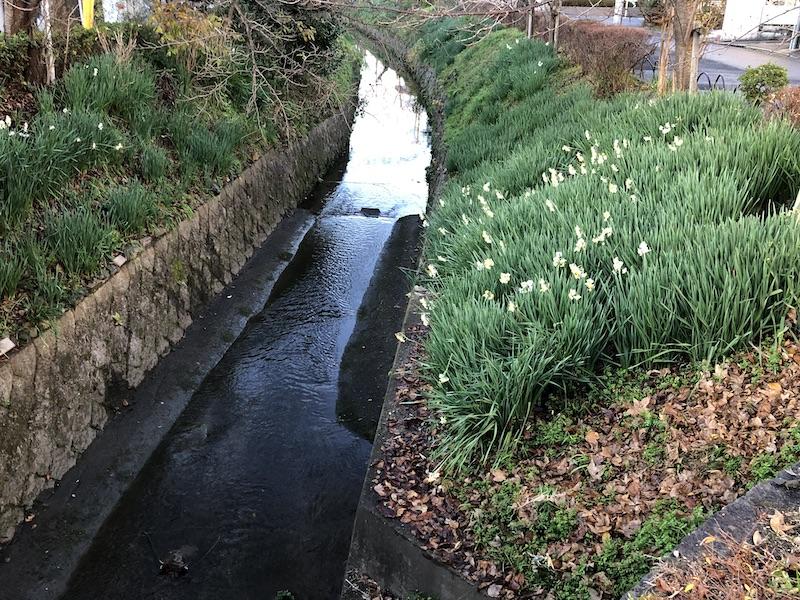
60,51,431,600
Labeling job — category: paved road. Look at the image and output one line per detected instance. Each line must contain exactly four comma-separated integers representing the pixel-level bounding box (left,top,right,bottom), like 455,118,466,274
699,43,800,88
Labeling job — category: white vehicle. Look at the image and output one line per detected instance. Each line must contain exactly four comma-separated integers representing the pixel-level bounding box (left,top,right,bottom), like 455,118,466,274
722,0,800,40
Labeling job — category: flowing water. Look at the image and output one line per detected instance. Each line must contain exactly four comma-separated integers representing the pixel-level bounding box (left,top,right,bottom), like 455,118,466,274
60,52,430,600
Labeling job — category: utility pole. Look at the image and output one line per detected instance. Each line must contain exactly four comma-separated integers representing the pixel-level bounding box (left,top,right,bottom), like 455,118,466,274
613,0,625,24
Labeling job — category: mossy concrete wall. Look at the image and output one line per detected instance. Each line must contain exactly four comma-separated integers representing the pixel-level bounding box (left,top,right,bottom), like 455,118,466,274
0,101,357,543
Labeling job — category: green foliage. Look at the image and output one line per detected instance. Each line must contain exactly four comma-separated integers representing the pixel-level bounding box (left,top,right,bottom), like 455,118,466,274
139,143,170,182
411,18,485,73
167,111,247,176
747,425,800,486
63,54,157,125
594,500,706,597
0,109,125,227
462,479,577,586
45,206,116,276
411,27,800,470
740,63,789,103
24,271,66,324
0,249,23,300
105,182,158,233
0,33,34,84
0,8,354,340
274,592,295,600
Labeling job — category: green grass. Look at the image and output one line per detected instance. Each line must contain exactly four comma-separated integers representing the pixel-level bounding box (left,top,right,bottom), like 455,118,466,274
63,53,156,126
104,182,158,233
458,478,579,588
0,26,360,339
45,206,117,276
594,500,707,597
406,23,800,470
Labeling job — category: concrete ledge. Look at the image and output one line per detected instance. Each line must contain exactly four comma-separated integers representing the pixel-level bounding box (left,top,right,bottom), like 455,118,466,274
0,98,358,544
626,463,800,599
342,26,485,600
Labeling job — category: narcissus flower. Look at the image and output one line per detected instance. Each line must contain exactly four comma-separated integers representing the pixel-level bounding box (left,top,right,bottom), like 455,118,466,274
426,264,439,277
637,241,651,257
569,263,586,280
568,288,582,301
499,272,511,284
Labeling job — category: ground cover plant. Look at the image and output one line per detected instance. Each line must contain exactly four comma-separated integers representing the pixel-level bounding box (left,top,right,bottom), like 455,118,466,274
0,4,360,342
374,314,800,598
409,23,800,470
360,13,800,599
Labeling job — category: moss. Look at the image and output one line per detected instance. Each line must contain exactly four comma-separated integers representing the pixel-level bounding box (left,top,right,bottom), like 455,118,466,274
594,500,707,597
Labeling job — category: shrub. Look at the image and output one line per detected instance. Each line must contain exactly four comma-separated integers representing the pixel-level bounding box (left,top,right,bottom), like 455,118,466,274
558,20,654,96
105,182,158,233
45,206,116,276
63,53,157,125
140,143,170,181
0,33,34,84
740,63,789,103
764,85,800,128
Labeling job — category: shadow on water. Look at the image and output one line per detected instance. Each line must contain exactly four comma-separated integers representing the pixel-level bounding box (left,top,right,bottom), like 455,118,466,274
59,52,430,600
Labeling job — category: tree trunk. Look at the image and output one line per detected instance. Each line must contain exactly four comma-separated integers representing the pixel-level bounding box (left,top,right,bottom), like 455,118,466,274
526,2,533,38
657,7,674,96
670,0,698,90
41,0,56,84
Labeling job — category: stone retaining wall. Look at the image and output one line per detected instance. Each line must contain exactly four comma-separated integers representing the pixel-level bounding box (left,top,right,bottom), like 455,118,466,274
0,99,357,543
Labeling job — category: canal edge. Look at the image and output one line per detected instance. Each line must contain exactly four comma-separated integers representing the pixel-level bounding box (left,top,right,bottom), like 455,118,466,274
342,27,486,600
0,86,360,599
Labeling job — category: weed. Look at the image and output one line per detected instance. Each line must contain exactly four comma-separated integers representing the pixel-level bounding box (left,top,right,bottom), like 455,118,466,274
45,206,117,276
24,271,65,324
594,500,706,597
105,182,158,233
0,248,23,300
748,425,800,486
63,54,156,125
139,143,170,182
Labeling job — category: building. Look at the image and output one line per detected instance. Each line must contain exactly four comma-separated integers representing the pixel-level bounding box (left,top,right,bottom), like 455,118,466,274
721,0,800,41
